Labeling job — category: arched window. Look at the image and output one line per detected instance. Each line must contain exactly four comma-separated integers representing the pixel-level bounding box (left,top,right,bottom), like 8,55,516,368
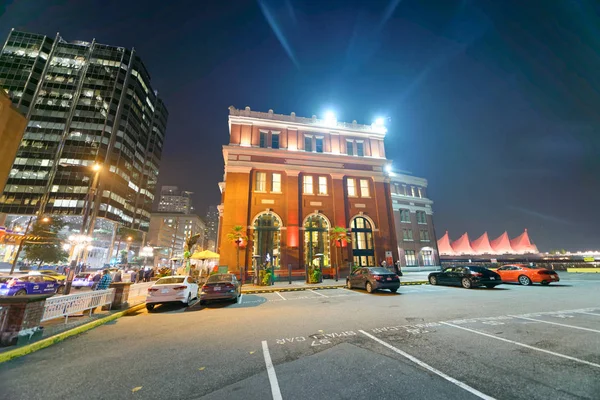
351,216,375,267
303,214,330,268
252,212,281,270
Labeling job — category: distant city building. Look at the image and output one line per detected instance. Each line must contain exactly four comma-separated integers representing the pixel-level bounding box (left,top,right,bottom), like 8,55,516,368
0,29,168,259
390,173,439,267
204,205,219,251
218,106,398,279
438,230,539,256
157,186,193,214
0,90,27,195
148,212,205,266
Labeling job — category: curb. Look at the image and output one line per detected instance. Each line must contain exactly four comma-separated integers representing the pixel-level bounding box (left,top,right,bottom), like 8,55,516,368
0,303,146,364
241,281,429,294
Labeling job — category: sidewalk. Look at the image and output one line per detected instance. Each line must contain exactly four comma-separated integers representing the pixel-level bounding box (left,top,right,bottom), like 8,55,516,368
241,271,430,293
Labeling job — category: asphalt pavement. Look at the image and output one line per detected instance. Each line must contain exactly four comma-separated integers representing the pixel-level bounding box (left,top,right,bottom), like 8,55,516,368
1,272,599,400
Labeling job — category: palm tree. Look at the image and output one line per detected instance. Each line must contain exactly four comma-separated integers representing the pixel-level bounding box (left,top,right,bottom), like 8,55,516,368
330,226,351,282
183,233,202,274
227,225,248,281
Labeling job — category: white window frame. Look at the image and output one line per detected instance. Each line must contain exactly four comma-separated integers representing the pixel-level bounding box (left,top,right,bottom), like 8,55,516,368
304,135,314,152
318,176,327,195
303,175,314,194
359,179,370,197
355,140,364,157
347,178,357,197
255,172,267,192
272,173,281,193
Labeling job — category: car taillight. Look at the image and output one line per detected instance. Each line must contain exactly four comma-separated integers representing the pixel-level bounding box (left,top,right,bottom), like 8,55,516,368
148,288,159,292
470,272,483,277
373,275,383,281
537,270,551,275
201,285,208,291
172,286,187,291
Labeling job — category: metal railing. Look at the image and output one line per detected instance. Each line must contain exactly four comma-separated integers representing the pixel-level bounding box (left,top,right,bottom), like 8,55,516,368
41,289,115,323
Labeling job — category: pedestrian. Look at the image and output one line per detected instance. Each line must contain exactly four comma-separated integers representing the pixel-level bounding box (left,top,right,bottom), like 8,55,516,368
113,269,122,283
131,269,137,283
81,264,87,273
394,260,403,277
144,268,151,282
149,268,155,281
95,269,112,290
91,271,101,290
138,268,144,283
380,260,387,269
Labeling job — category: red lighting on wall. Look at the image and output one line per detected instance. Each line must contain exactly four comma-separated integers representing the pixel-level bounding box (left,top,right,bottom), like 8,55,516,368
288,226,299,248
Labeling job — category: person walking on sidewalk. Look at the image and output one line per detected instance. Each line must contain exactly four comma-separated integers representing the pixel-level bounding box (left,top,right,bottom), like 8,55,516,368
96,269,112,290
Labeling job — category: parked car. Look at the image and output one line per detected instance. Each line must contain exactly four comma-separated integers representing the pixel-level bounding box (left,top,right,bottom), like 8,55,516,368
0,275,64,296
146,275,198,310
346,267,400,293
495,264,560,286
34,270,67,282
72,273,95,289
200,273,241,304
428,266,502,289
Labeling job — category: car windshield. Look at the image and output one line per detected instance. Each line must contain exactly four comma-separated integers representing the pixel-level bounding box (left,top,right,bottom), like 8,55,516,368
156,277,185,285
207,274,233,283
368,267,392,274
0,277,12,283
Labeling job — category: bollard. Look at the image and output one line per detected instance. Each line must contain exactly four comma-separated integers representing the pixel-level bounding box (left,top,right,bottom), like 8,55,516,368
288,264,292,284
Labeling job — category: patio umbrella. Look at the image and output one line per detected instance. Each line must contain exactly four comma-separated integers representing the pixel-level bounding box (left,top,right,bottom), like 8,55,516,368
190,250,221,260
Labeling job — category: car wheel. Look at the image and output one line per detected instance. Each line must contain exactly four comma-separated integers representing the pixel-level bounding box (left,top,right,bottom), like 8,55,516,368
366,282,374,293
429,276,438,285
518,275,532,286
389,288,398,293
233,295,238,303
346,280,352,289
15,289,27,296
56,286,65,294
540,281,550,286
485,284,496,289
461,278,472,289
185,293,192,306
74,287,81,290
146,304,155,311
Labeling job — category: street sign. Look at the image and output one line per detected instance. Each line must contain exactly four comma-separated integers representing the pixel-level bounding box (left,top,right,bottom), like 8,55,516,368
583,257,595,262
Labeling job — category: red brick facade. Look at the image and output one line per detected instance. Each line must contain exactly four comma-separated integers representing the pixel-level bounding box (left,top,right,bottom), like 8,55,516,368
218,107,398,279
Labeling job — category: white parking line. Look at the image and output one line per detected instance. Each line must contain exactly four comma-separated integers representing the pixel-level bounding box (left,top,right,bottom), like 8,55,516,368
509,315,600,333
308,289,328,297
261,340,283,400
239,294,243,305
359,330,496,400
441,322,600,369
274,291,287,301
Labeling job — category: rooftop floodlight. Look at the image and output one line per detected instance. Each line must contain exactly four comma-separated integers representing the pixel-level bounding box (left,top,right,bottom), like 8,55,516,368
324,111,337,126
385,164,393,174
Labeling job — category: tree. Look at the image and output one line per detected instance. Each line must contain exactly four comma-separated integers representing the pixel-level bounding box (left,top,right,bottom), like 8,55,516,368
183,233,203,274
226,225,248,278
23,217,68,266
330,226,351,281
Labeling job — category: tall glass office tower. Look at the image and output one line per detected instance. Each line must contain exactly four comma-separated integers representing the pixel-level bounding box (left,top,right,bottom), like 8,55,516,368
0,29,168,265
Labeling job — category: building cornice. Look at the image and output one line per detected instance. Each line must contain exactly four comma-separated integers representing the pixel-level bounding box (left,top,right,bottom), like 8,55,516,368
390,173,428,187
228,107,386,139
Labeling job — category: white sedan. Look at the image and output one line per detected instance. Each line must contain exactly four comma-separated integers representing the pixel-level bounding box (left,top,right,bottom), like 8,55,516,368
146,275,198,310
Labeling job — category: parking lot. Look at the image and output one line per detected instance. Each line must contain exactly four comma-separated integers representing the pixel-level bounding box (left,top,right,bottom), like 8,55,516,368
1,272,599,400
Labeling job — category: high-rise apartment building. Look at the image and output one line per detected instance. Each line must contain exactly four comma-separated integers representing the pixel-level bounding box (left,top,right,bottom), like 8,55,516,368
148,212,206,266
0,30,168,241
0,90,27,195
204,205,219,252
157,186,192,214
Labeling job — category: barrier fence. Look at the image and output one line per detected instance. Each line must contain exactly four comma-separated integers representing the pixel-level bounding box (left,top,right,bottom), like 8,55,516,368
41,289,115,323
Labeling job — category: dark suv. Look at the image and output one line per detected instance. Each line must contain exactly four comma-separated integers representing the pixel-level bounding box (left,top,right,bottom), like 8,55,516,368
346,267,400,293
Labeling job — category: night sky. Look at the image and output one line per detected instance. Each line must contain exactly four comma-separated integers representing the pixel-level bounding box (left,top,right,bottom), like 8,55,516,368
2,0,599,251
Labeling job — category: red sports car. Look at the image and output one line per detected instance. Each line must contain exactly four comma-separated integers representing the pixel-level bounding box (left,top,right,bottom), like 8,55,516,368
495,264,559,286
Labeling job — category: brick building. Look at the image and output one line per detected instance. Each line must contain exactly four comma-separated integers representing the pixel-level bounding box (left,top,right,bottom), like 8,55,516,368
390,172,439,267
218,106,398,279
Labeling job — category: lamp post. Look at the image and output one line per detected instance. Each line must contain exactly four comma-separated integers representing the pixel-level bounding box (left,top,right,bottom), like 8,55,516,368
124,236,133,267
9,216,51,275
81,163,102,236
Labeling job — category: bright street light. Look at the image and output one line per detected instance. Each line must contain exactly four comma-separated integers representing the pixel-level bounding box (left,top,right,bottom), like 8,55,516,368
324,111,337,126
91,163,102,172
375,117,385,126
385,164,393,174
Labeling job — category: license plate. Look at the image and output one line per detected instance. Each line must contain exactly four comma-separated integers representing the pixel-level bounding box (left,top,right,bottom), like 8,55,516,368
161,289,169,294
490,277,495,280
214,286,221,291
386,277,392,281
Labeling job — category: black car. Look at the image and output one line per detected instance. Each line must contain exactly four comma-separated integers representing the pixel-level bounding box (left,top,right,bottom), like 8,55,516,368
346,267,400,293
428,266,502,289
